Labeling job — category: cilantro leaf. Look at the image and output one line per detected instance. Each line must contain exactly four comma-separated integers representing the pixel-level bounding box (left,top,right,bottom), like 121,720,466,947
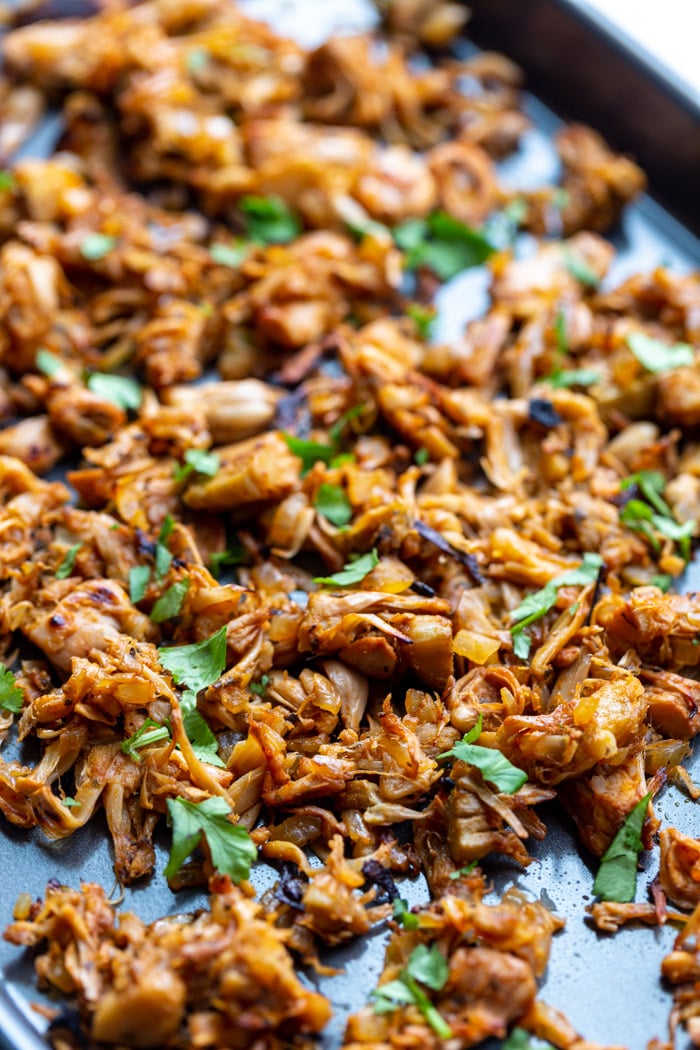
392,898,420,929
0,664,23,713
448,860,478,880
55,543,82,580
209,241,248,268
36,349,63,377
547,368,600,389
155,515,175,580
563,248,599,288
121,718,171,761
314,483,352,528
439,713,527,793
650,573,673,592
414,447,430,466
80,233,117,260
314,549,379,587
87,373,142,412
209,540,246,577
174,448,221,483
180,697,225,767
406,303,437,341
283,433,336,474
406,944,449,991
129,565,151,604
165,796,257,880
158,625,227,696
620,470,670,516
328,404,365,444
593,792,652,902
151,578,190,623
627,333,694,374
509,553,603,656
399,211,495,281
239,195,301,245
186,47,209,73
249,675,269,696
61,797,80,808
371,945,452,1039
0,170,15,192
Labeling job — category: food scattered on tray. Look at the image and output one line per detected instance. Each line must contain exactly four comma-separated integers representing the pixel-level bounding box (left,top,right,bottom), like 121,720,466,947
0,0,698,1047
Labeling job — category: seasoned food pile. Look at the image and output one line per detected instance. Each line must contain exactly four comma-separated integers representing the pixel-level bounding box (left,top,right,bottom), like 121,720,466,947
0,0,699,1047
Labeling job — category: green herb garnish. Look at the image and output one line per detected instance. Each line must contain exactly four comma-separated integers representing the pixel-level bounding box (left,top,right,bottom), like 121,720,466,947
174,448,220,484
314,483,352,528
80,233,117,261
283,433,336,474
186,47,209,73
620,471,695,560
0,170,15,192
406,303,437,341
448,860,478,880
395,211,495,281
509,552,603,658
392,898,420,929
0,665,23,713
547,368,601,389
87,373,142,412
55,543,82,580
371,944,452,1039
35,349,63,377
155,515,175,580
158,626,228,767
593,793,652,902
249,674,270,697
129,565,151,604
563,248,599,288
440,714,527,793
627,333,694,374
209,241,248,268
502,1029,556,1050
314,549,379,588
61,797,80,808
121,718,171,761
649,573,673,592
165,796,257,880
209,540,246,577
414,447,430,466
239,195,301,245
151,578,190,623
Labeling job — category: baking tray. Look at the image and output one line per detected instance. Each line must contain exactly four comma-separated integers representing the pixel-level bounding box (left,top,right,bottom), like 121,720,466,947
1,1,700,1049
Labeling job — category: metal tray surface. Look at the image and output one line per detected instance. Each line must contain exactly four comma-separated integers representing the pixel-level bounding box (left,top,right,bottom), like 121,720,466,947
1,2,700,1049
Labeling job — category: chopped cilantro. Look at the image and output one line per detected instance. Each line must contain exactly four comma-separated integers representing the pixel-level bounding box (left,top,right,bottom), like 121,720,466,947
283,433,336,474
129,565,151,604
314,483,352,528
0,664,23,713
627,333,694,374
440,714,527,793
406,302,437,341
55,543,82,580
371,944,452,1039
414,447,430,466
174,448,220,484
314,549,379,587
509,553,603,657
563,248,599,288
80,233,117,261
87,373,142,412
448,860,478,880
396,211,496,281
249,674,269,696
35,349,63,377
239,195,301,245
593,793,652,902
121,718,171,761
392,898,420,929
165,796,257,881
155,515,175,580
209,241,248,268
151,578,190,623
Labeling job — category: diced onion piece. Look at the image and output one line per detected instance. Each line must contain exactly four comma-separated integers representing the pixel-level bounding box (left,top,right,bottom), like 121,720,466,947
453,630,500,664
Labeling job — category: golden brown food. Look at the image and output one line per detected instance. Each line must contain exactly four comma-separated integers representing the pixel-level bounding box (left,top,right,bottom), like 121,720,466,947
0,0,694,1048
